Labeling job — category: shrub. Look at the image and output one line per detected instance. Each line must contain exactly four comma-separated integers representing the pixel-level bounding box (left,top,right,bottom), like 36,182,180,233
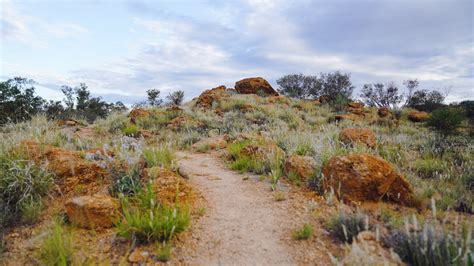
386,218,473,266
116,186,190,243
155,243,172,262
0,152,54,225
37,219,74,266
427,108,464,135
327,212,368,243
122,124,139,137
109,167,142,197
292,224,313,240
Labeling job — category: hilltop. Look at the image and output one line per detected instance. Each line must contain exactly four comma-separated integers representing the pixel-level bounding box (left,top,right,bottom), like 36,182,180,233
0,77,472,265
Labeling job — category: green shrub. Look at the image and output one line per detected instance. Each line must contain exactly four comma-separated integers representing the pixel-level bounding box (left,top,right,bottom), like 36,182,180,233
122,124,139,137
327,212,368,243
116,187,190,243
413,158,449,178
37,219,74,266
292,224,313,240
109,166,142,197
386,219,473,266
155,243,172,262
0,152,54,225
427,108,464,135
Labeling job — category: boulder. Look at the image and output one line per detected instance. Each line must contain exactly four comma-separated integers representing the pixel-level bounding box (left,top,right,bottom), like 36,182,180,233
195,85,227,109
339,128,377,148
65,194,119,229
235,77,278,96
322,154,413,205
408,111,429,122
378,107,392,118
335,113,363,122
145,167,194,205
347,102,365,117
129,108,150,124
342,231,404,266
284,155,317,182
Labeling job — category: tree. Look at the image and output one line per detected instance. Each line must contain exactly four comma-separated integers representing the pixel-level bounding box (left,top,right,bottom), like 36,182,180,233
44,100,65,120
403,79,419,107
276,74,318,99
0,77,45,124
319,71,354,102
61,85,75,110
276,71,354,102
360,82,404,108
75,83,90,111
166,90,184,106
147,89,163,107
406,89,445,111
427,107,464,135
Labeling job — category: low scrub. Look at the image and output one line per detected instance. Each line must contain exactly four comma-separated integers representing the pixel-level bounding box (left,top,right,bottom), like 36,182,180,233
292,224,313,240
385,218,473,266
116,186,190,243
37,219,74,266
327,212,368,243
143,145,175,169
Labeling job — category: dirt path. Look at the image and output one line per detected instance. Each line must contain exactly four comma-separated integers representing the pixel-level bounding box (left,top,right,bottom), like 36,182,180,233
174,151,336,265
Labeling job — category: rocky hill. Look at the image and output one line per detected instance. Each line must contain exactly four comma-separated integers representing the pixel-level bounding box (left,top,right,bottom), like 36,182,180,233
0,77,472,265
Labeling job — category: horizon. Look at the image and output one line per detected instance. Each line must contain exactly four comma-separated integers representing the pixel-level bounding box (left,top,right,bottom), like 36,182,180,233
1,0,473,105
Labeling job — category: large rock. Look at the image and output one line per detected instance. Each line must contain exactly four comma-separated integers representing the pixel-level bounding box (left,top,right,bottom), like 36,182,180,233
322,154,413,205
195,85,228,109
378,107,392,118
284,155,317,182
339,128,377,148
129,108,150,124
408,111,429,122
342,231,404,266
347,102,365,117
65,194,119,229
235,77,279,96
145,167,194,205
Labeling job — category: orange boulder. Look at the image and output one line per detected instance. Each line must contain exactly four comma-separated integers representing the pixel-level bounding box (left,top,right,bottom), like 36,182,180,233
408,111,429,122
129,108,150,124
377,107,392,118
284,155,317,182
235,77,278,96
339,128,377,148
65,194,119,229
195,85,227,109
322,154,413,205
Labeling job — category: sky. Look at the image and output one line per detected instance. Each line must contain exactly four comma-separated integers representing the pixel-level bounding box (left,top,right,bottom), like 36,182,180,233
1,0,473,105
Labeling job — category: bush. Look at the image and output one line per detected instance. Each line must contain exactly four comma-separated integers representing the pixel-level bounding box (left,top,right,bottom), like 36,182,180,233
116,186,190,243
0,152,54,226
427,108,464,135
122,124,139,137
292,224,313,240
143,145,175,169
386,219,473,266
327,212,368,243
109,167,142,197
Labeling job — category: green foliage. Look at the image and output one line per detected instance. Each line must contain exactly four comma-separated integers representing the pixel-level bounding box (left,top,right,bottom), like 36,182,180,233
116,187,190,243
37,219,74,266
292,224,313,240
109,167,142,197
327,212,368,243
413,158,449,178
122,124,139,137
427,107,464,135
166,90,185,106
386,219,473,266
155,243,172,262
143,145,175,169
0,151,54,226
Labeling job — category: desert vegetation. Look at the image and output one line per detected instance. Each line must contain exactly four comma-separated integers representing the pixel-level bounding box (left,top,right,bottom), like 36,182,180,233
0,75,472,265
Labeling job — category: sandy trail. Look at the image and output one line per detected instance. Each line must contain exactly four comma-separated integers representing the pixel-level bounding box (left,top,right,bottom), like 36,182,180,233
175,151,296,265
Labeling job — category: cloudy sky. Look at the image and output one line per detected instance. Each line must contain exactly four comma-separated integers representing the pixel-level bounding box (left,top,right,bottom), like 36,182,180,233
1,0,473,104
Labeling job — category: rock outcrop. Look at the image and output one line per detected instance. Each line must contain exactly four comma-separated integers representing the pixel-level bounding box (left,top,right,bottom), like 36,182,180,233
129,108,151,124
284,155,317,182
195,85,228,109
322,154,413,205
65,194,119,229
408,111,429,122
235,77,278,96
339,128,377,148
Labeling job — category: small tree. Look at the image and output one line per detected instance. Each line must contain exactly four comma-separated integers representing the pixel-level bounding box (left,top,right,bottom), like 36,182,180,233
319,71,354,102
147,89,163,107
276,74,318,99
0,77,45,124
426,107,464,135
403,79,419,107
166,90,184,106
360,82,403,108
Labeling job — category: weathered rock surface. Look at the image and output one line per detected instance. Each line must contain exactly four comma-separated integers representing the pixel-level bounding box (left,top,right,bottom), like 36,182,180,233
195,85,228,109
129,108,150,124
339,128,377,148
65,194,119,229
284,155,317,182
322,154,413,205
408,111,429,122
235,77,278,96
145,167,194,205
378,107,392,118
